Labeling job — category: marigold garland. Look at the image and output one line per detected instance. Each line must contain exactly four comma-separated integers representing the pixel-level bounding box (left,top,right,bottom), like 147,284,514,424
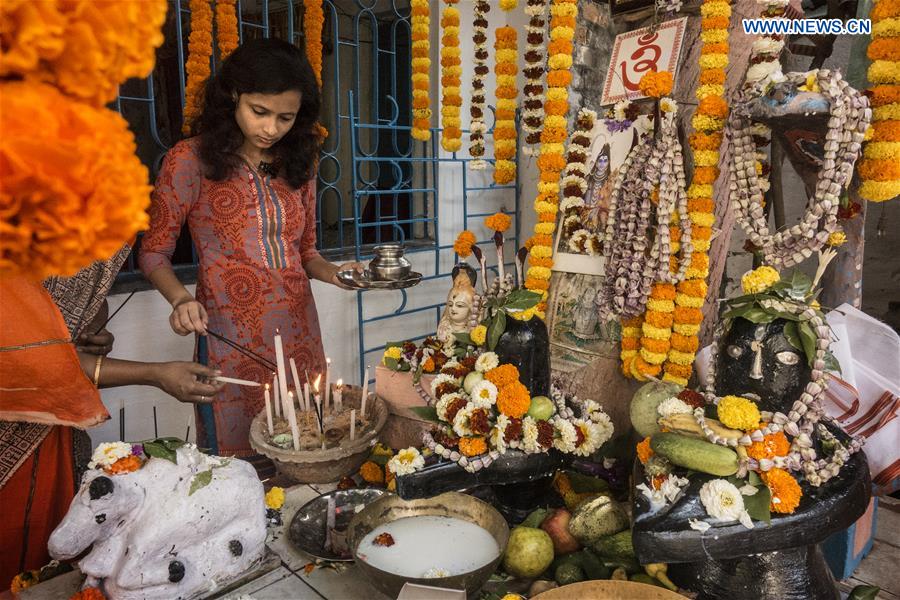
410,0,431,141
522,0,550,155
561,109,601,255
183,0,214,134
0,80,152,280
493,26,519,184
859,0,900,201
468,0,491,168
439,1,462,152
0,0,166,107
526,0,578,309
303,0,328,139
216,0,239,60
459,436,489,456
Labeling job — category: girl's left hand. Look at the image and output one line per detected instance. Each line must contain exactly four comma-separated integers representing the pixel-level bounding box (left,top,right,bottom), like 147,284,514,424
332,262,365,289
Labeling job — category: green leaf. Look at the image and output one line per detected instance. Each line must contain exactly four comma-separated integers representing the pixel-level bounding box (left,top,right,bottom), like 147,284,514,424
453,332,473,346
565,470,610,493
385,341,405,349
785,270,812,300
412,364,424,384
487,311,507,351
188,469,213,496
798,322,818,367
409,406,440,422
383,357,400,371
848,586,881,600
747,471,762,487
501,289,541,311
743,483,772,524
741,308,778,323
824,351,841,375
783,321,802,352
143,441,177,464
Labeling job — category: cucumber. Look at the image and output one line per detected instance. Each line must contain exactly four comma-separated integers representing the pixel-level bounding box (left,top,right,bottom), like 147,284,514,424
650,432,739,476
630,573,666,588
555,563,586,586
521,508,550,529
591,530,635,560
579,549,611,580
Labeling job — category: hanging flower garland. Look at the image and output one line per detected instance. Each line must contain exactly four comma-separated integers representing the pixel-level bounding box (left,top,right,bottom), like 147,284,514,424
522,0,550,156
216,0,239,60
658,0,731,386
410,0,431,141
303,0,328,140
493,26,519,184
500,0,519,9
183,0,214,134
525,0,578,310
560,109,601,255
440,0,462,152
858,0,900,202
468,0,491,169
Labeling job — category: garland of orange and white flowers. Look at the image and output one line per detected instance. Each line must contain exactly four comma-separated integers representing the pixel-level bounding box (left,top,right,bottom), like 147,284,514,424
656,0,732,386
468,0,490,169
183,0,214,134
525,0,578,311
858,0,900,202
410,0,431,141
216,0,239,61
500,0,519,10
493,26,518,184
560,109,602,255
304,0,327,139
522,0,550,156
440,1,462,152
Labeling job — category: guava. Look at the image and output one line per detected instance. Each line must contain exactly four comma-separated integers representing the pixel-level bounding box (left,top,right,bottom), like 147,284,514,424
503,526,555,578
527,396,555,421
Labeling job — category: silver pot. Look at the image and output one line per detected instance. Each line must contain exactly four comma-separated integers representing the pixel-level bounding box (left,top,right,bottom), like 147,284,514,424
368,244,412,281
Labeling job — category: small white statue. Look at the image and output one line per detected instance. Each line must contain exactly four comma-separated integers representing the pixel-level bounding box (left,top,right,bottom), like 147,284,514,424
437,270,480,345
49,445,266,600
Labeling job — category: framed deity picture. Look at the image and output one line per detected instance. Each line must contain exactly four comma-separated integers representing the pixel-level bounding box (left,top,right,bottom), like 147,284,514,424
600,17,688,106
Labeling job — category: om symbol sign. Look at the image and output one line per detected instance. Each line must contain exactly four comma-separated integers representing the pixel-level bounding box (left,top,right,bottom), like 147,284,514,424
619,32,662,92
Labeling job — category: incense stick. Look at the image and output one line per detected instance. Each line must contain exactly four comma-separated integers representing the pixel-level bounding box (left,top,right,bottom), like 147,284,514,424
93,290,136,335
207,330,277,371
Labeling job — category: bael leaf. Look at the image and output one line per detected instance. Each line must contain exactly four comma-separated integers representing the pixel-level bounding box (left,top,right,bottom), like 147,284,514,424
453,332,473,346
385,341,405,350
502,289,541,311
783,321,802,352
798,321,818,367
740,308,778,324
143,441,177,464
412,364,424,384
409,406,440,422
823,351,842,375
747,471,762,487
383,357,400,371
488,311,507,351
847,586,880,600
785,270,812,301
188,469,213,495
743,483,772,524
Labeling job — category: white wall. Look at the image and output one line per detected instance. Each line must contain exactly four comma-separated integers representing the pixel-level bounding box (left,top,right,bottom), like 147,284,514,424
93,4,540,446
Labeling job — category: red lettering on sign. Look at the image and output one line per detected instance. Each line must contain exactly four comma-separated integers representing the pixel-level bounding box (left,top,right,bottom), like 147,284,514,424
618,32,662,91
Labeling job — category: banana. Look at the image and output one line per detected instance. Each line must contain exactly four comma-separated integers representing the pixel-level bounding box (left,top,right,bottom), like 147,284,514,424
659,413,743,441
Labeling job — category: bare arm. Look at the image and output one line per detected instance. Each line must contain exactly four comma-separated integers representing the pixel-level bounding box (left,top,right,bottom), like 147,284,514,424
145,265,208,335
77,353,223,403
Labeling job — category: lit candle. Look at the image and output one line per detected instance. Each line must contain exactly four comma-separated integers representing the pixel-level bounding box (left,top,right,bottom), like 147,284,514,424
324,357,331,413
287,391,300,451
350,408,356,441
274,330,291,424
360,366,369,418
273,373,281,419
334,379,343,413
264,383,273,435
313,374,323,433
289,357,303,406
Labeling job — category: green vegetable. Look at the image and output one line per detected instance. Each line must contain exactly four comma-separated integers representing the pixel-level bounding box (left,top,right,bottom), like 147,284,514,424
848,585,880,600
568,496,630,545
603,558,642,575
521,508,550,529
591,529,635,560
630,573,666,588
630,381,683,438
650,432,739,476
554,563,586,586
579,549,610,580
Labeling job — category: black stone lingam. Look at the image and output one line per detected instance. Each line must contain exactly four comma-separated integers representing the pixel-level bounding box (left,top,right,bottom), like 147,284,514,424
632,316,871,600
495,316,551,397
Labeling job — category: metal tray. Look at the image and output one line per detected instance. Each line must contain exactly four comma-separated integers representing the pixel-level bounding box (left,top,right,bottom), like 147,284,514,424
336,269,422,290
288,487,388,561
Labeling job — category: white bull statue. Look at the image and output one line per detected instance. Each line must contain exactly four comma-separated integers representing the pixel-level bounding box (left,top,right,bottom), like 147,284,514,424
49,445,267,599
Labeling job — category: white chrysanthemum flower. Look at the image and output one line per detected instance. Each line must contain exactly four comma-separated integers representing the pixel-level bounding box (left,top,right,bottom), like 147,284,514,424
490,414,511,454
521,416,540,453
430,373,458,398
388,447,425,476
613,100,630,121
568,230,591,253
699,479,753,529
659,97,677,114
657,397,693,419
452,403,478,437
581,399,601,418
470,121,488,134
565,161,588,174
746,59,781,84
470,379,498,408
475,352,499,373
88,442,133,469
552,418,578,453
563,214,581,228
752,37,785,55
588,410,613,444
562,174,587,191
436,392,465,422
637,473,688,509
571,419,600,456
560,196,585,212
423,567,451,578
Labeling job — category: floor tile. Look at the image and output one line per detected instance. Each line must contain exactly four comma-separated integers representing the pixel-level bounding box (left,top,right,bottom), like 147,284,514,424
220,566,294,598
292,562,391,600
267,484,323,570
239,572,323,599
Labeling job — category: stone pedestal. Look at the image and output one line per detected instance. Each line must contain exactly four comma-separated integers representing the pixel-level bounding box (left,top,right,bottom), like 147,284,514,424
374,366,434,448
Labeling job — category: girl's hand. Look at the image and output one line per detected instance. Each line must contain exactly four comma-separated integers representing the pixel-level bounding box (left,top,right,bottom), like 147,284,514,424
331,262,366,290
77,329,115,355
154,362,224,403
170,297,209,336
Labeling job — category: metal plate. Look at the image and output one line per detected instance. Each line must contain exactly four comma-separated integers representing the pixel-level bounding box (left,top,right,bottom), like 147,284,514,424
336,269,422,290
288,488,388,562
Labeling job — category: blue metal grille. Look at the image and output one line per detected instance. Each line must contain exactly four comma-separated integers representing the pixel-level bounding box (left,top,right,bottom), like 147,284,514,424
114,0,519,383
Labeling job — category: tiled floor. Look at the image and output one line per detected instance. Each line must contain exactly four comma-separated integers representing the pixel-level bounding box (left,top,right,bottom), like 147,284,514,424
222,484,899,600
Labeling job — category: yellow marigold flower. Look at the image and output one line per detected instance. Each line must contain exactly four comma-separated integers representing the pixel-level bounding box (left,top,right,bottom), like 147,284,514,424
699,53,729,70
640,348,669,365
546,87,569,102
551,25,575,40
359,460,384,484
863,140,900,159
700,29,729,44
675,293,705,308
859,179,900,202
265,486,285,509
471,325,487,345
383,346,402,364
690,212,716,228
534,222,556,235
741,265,780,294
693,148,721,166
868,60,900,84
647,298,676,312
662,373,689,386
827,231,847,247
700,1,732,18
667,349,695,366
717,395,761,431
762,468,802,514
696,84,726,99
527,265,552,280
673,322,702,336
642,323,673,340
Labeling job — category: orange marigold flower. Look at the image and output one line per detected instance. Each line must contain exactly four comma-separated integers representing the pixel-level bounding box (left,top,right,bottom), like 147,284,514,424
698,95,729,118
871,0,900,21
485,364,520,388
459,436,488,457
674,306,703,324
868,85,900,107
701,42,730,55
359,460,384,484
485,212,512,233
70,587,105,600
677,279,708,298
867,37,900,61
525,277,551,290
747,431,790,460
692,226,713,241
497,381,531,418
645,310,675,328
873,120,900,142
651,283,677,300
664,362,693,379
651,474,668,490
632,355,663,378
670,332,700,353
422,357,436,372
622,317,643,328
495,108,517,121
638,70,674,98
548,39,574,56
859,157,900,181
701,17,730,31
693,166,719,184
537,153,567,172
637,437,654,464
547,70,573,87
688,198,715,213
689,132,723,151
104,454,142,475
495,62,517,76
621,337,641,351
762,468,802,514
641,337,670,354
543,99,569,116
691,253,710,270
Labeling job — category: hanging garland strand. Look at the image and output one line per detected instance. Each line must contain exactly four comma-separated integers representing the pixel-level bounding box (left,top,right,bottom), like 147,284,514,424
304,0,328,140
522,0,550,156
494,26,519,184
440,0,462,152
410,0,431,141
216,0,239,60
183,0,214,134
560,109,601,255
468,0,491,168
526,0,577,313
858,0,900,202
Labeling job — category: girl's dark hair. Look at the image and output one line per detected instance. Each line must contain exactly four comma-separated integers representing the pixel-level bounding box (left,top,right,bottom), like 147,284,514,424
192,38,321,189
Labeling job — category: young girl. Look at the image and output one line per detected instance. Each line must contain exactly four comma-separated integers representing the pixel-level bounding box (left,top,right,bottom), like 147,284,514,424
140,38,360,459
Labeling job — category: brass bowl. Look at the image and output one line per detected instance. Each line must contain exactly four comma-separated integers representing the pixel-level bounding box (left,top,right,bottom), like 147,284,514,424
347,492,509,598
533,580,685,599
